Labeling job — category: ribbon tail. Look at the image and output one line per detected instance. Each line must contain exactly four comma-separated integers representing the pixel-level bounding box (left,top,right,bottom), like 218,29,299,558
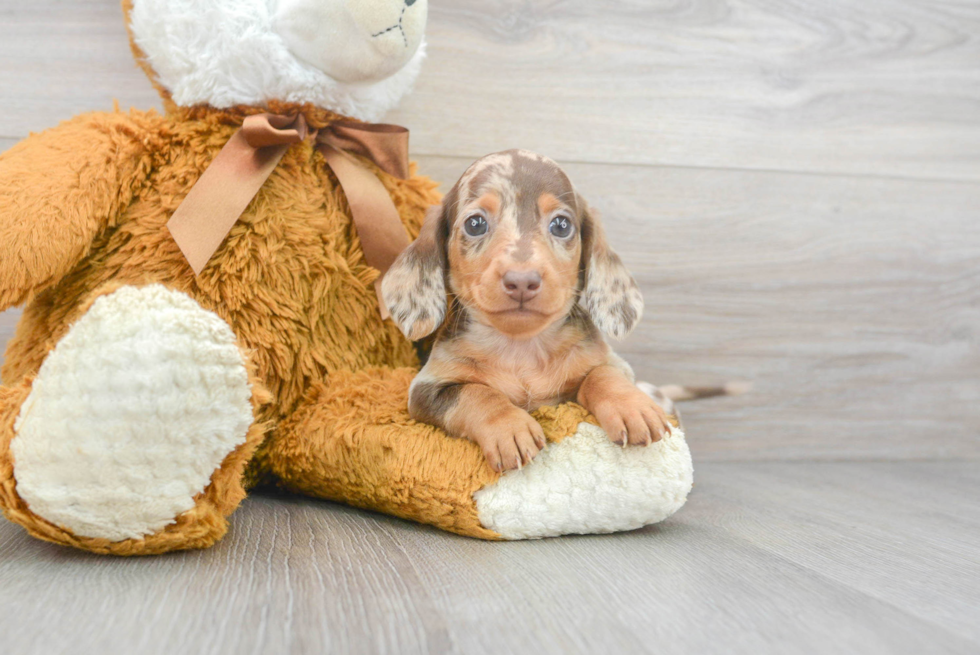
167,131,290,275
319,143,411,321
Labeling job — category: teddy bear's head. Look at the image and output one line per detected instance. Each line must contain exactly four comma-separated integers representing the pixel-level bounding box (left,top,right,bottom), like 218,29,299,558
125,0,428,121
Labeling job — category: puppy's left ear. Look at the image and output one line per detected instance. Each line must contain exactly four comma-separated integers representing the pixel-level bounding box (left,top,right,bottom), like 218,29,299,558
578,198,644,340
381,196,452,340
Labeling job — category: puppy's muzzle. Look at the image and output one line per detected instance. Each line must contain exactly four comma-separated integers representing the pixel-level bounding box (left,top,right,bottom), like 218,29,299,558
502,270,542,303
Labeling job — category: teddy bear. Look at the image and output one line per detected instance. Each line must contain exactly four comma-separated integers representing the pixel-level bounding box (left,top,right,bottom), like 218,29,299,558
0,0,693,555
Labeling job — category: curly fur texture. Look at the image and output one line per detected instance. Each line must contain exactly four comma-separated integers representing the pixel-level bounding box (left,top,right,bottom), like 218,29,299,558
0,103,440,477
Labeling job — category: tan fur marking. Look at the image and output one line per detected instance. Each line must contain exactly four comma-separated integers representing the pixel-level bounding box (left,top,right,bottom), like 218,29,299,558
538,192,564,218
477,192,500,216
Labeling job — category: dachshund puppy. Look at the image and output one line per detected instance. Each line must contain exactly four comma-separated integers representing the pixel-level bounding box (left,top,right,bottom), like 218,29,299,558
382,150,669,472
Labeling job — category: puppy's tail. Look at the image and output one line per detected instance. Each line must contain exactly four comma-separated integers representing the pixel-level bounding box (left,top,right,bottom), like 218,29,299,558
654,381,752,402
637,381,750,430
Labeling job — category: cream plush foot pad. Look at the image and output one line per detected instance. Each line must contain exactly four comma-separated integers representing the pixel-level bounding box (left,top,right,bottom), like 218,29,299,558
10,285,254,542
474,423,693,539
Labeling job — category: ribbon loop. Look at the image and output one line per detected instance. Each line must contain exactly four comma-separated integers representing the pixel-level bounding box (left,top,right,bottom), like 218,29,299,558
166,113,413,319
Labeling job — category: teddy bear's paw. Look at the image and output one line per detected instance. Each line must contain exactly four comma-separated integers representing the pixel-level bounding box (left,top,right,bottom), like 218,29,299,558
473,422,693,539
9,285,254,542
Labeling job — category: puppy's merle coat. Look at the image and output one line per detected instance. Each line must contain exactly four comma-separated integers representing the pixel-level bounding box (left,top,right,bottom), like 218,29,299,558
382,150,669,472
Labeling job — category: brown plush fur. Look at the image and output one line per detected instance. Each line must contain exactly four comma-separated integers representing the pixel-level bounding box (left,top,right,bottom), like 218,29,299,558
266,368,599,539
0,103,438,477
0,92,457,549
0,5,615,553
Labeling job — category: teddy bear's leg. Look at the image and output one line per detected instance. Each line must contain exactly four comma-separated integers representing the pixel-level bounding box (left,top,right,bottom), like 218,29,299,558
0,284,268,555
263,368,693,541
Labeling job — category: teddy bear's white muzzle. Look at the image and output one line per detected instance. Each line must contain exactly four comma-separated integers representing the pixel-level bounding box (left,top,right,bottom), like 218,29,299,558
274,0,428,83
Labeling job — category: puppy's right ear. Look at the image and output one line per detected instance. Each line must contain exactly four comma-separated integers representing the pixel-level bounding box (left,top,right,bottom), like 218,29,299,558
382,199,452,340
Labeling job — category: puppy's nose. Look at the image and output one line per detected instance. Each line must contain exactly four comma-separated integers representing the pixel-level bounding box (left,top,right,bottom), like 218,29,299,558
503,270,542,303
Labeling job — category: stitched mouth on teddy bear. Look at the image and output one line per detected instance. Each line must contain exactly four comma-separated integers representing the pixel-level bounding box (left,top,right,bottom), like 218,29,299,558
371,4,409,48
272,0,427,84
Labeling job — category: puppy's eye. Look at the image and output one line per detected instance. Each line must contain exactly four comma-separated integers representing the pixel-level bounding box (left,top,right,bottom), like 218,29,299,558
549,215,574,239
463,214,488,237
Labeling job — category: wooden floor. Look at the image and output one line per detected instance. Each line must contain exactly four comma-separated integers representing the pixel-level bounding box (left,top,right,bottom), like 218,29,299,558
1,1,978,653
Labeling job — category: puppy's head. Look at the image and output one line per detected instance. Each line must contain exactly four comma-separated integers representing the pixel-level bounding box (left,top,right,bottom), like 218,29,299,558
382,149,643,340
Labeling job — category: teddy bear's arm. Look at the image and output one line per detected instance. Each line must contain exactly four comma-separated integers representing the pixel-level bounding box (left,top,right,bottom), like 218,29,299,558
0,111,158,310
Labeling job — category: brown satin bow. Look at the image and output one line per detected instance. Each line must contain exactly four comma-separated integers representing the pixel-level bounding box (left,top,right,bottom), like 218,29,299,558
166,113,412,318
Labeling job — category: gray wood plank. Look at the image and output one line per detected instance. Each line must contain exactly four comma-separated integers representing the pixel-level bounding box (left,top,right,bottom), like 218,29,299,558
2,1,979,181
390,0,980,181
0,0,160,140
1,462,977,655
0,309,20,380
684,462,980,645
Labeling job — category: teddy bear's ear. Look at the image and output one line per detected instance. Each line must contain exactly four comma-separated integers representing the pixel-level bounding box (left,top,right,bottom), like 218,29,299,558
577,196,644,340
382,195,453,341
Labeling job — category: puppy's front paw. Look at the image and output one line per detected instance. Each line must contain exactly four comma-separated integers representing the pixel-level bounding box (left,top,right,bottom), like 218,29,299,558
471,409,546,473
592,388,671,447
